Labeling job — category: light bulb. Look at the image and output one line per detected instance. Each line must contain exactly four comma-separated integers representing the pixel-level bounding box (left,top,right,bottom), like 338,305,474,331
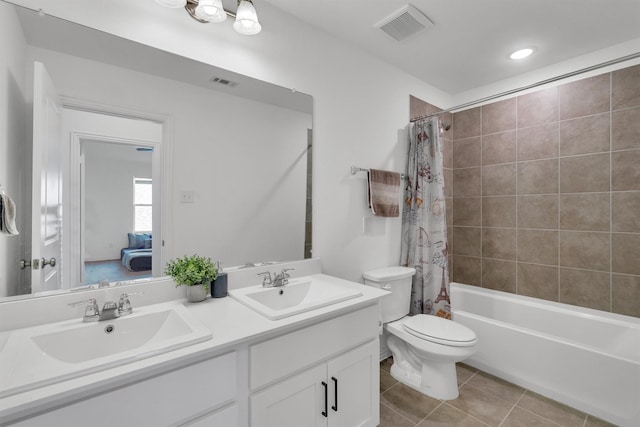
195,0,227,23
233,0,261,35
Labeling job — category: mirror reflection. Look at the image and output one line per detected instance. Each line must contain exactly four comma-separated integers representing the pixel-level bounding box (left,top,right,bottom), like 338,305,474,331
0,1,313,299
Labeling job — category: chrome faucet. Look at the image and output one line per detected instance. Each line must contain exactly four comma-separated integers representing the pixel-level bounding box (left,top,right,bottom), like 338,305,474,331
272,268,294,287
69,292,144,322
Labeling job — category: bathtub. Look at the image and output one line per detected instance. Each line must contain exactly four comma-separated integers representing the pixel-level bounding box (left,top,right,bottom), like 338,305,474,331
450,282,640,427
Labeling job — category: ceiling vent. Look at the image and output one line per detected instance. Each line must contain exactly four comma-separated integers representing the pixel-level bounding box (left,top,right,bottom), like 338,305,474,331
210,76,239,88
375,4,434,42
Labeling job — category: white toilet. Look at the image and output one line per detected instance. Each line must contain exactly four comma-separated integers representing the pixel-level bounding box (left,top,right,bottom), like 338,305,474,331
364,266,477,400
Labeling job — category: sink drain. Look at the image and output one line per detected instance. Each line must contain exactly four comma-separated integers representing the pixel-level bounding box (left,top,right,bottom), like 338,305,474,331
104,324,115,334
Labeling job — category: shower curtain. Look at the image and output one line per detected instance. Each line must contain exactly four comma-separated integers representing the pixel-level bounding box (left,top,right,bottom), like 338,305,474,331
400,117,451,318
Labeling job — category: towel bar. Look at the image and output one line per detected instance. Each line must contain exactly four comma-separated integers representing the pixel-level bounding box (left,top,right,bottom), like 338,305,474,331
350,165,406,180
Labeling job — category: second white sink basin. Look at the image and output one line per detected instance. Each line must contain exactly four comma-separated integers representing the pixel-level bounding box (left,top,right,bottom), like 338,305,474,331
0,301,211,398
229,275,362,320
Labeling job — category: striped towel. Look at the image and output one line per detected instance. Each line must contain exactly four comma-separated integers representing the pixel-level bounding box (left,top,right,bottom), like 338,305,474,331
368,169,400,217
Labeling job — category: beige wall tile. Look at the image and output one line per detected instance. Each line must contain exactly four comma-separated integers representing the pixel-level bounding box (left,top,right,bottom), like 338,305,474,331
482,228,517,260
517,87,559,128
443,139,453,168
612,107,640,151
453,227,481,257
612,191,640,232
612,149,640,191
612,63,640,110
482,97,517,134
453,137,481,168
482,259,516,293
612,274,640,317
482,131,516,165
559,268,610,311
559,231,610,271
559,73,610,120
443,168,453,198
453,167,481,197
483,196,516,227
518,123,559,161
559,193,610,231
453,255,481,286
517,159,559,195
612,233,640,275
453,107,481,140
518,263,558,301
446,197,453,227
453,197,481,226
559,153,610,193
518,229,558,265
560,113,610,156
483,163,516,196
517,195,559,229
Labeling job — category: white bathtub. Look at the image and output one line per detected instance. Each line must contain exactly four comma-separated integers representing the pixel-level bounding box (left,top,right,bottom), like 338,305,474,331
450,282,640,427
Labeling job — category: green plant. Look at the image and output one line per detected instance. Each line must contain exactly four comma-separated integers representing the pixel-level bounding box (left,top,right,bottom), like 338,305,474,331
165,254,218,291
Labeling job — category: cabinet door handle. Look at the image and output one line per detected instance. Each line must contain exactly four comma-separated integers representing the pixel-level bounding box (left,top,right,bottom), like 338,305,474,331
321,381,328,417
331,376,338,412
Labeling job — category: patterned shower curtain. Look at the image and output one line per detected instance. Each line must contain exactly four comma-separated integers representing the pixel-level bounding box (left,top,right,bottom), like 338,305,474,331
400,117,451,319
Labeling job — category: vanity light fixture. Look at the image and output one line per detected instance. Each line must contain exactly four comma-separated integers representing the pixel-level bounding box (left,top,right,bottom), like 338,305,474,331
156,0,261,35
509,47,535,60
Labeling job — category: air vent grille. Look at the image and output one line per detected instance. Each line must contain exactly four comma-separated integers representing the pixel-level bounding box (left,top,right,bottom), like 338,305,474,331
375,4,433,42
210,76,238,87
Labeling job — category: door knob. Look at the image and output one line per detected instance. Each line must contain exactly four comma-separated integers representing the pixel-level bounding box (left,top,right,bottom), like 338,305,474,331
41,257,57,268
19,259,31,270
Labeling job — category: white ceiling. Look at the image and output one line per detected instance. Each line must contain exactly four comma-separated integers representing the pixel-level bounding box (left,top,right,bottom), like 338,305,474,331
264,0,640,95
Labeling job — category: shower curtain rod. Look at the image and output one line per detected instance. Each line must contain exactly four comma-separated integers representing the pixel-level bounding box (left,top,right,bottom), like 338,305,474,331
410,51,640,123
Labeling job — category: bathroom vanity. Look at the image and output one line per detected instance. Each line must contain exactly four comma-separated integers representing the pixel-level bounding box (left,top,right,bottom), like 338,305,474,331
0,261,387,427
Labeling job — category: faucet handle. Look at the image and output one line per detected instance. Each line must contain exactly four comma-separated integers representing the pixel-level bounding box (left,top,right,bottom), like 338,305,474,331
69,298,100,322
257,271,273,286
118,291,144,316
281,268,294,277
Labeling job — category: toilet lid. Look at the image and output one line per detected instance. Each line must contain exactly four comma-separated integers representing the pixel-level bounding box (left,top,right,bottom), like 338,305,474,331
403,315,477,347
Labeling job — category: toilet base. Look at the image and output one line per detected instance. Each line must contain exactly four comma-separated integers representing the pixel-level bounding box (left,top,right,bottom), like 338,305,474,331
387,334,461,400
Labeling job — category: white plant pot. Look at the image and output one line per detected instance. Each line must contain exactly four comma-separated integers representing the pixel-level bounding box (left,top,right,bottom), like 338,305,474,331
186,284,208,302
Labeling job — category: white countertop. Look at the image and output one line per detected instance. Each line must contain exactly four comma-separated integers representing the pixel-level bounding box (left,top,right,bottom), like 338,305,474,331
0,273,387,424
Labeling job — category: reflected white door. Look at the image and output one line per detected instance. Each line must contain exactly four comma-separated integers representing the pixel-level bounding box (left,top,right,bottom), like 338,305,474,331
31,61,62,293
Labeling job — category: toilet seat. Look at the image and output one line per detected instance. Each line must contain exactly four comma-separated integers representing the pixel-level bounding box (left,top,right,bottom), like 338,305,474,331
403,315,477,347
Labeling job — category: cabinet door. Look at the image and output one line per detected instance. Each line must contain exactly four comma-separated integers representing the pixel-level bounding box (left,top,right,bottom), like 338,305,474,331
327,340,379,427
251,364,327,427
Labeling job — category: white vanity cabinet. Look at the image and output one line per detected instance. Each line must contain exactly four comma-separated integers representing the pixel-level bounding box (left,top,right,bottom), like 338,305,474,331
8,351,238,427
249,305,380,427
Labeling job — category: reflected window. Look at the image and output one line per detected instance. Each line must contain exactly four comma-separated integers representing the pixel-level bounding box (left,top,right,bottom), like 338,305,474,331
134,178,152,232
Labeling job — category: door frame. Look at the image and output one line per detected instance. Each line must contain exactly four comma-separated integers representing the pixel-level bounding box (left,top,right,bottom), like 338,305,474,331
61,97,173,287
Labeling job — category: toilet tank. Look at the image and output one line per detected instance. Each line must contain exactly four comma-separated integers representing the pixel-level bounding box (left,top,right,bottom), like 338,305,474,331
363,266,416,323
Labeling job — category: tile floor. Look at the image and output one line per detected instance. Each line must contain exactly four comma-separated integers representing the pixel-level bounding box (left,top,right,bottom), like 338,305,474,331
379,358,616,427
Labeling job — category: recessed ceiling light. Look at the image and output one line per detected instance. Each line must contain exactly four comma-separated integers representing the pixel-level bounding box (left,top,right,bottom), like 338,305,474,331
509,48,535,60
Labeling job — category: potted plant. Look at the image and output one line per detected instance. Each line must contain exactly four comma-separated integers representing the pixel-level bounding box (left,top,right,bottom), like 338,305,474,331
165,254,218,302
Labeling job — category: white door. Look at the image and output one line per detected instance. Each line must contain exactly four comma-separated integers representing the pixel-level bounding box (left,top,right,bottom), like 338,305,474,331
251,363,328,427
31,62,62,293
327,340,379,427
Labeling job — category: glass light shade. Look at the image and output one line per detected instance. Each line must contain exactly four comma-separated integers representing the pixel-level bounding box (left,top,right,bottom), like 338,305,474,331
155,0,187,8
233,0,262,35
195,0,227,22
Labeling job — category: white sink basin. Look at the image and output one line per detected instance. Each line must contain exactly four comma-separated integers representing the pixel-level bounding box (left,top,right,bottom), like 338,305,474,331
0,301,211,398
229,275,362,320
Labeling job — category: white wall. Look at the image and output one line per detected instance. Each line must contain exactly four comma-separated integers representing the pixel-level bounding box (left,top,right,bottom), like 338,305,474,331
0,2,29,297
84,142,152,261
9,0,452,284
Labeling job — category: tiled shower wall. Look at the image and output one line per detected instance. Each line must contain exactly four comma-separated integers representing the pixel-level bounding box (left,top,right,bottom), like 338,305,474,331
448,64,640,318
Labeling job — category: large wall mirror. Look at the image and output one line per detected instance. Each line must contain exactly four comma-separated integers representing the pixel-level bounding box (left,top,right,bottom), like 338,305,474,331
0,1,313,300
